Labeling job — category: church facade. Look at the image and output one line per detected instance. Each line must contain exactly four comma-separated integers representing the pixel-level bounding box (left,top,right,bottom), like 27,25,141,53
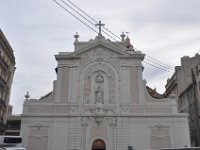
21,31,190,150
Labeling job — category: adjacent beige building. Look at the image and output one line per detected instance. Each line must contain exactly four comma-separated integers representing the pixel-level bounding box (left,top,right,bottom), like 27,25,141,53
0,29,15,134
165,54,200,97
179,62,200,146
4,114,21,136
165,54,200,146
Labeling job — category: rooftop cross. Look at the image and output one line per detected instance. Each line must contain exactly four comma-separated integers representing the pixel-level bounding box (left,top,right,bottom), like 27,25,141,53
95,21,105,36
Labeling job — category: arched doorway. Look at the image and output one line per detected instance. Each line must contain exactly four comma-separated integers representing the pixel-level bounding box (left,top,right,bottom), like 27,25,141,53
92,139,106,150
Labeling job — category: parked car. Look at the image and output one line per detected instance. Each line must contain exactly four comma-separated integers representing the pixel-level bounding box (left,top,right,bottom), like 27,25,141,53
0,147,27,150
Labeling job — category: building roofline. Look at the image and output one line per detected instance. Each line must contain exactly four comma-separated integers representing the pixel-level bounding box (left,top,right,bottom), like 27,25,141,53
0,29,15,64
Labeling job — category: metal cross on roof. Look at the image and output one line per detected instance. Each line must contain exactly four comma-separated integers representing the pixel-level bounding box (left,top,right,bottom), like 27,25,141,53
95,21,105,36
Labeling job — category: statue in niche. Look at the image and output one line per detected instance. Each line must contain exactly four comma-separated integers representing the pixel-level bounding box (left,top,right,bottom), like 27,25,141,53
95,86,104,103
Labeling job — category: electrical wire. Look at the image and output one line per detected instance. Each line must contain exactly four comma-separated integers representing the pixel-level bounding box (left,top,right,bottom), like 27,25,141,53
61,0,174,71
145,57,173,70
53,0,174,73
133,47,173,69
55,0,121,43
63,0,122,40
143,61,173,73
146,55,173,69
59,0,95,27
53,0,98,34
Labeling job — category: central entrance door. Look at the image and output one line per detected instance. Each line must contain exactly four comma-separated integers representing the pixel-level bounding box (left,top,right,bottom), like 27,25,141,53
92,139,106,150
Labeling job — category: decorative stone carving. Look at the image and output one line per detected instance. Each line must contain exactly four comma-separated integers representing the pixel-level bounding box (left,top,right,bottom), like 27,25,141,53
95,86,104,104
70,105,78,112
150,124,171,149
83,75,91,104
83,103,107,127
84,99,90,104
94,102,104,127
81,117,89,127
29,123,49,130
152,123,169,130
108,117,117,127
82,62,116,105
108,99,115,104
95,74,104,83
121,105,129,112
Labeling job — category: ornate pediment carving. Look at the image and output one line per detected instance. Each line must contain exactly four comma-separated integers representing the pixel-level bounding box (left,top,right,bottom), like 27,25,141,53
70,43,129,58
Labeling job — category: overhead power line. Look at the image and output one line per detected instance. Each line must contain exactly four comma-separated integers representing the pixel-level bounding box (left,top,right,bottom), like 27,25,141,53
59,0,95,27
59,0,174,71
146,55,173,69
52,0,98,34
64,0,122,40
143,61,173,73
52,0,174,73
145,57,173,70
133,47,174,69
66,0,97,23
54,0,126,50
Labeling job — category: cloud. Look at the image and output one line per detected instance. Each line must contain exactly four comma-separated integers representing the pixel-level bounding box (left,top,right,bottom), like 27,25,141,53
127,0,200,25
1,0,200,114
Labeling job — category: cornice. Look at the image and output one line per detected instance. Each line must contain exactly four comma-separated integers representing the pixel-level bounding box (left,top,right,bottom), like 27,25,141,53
0,29,15,64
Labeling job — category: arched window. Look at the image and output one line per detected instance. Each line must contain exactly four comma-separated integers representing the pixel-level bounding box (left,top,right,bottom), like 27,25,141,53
92,139,106,150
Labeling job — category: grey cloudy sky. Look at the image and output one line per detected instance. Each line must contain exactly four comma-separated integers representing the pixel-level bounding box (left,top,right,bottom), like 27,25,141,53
1,0,200,114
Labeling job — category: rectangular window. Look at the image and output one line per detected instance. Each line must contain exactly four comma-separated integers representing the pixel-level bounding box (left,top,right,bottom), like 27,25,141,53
198,81,200,91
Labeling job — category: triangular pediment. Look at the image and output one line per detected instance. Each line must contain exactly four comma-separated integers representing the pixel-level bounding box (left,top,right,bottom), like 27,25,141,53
70,41,130,57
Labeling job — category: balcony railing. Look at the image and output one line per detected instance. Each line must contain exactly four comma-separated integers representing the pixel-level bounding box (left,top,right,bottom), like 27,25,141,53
0,98,6,108
6,125,21,130
0,76,7,87
0,122,7,130
0,55,9,69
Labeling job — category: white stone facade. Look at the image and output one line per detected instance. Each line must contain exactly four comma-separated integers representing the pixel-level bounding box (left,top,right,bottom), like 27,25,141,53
21,35,190,150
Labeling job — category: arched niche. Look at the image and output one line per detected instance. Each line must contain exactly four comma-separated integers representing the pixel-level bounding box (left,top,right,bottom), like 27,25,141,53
80,61,120,105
